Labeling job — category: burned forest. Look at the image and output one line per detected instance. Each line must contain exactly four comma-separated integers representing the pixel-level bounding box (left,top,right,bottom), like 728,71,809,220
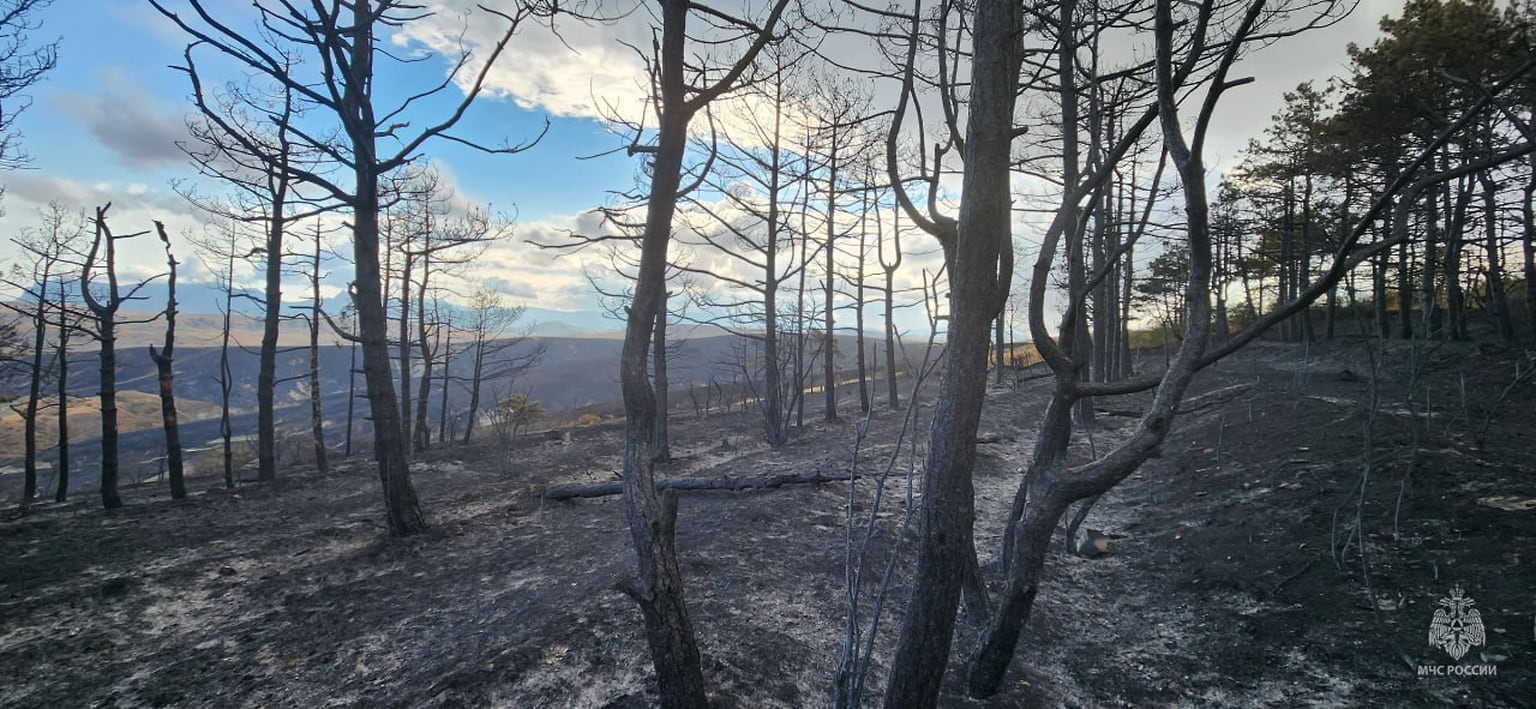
1,0,1533,706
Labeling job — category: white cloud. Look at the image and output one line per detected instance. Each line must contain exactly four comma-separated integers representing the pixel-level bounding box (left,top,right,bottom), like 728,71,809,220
396,2,654,123
0,175,211,285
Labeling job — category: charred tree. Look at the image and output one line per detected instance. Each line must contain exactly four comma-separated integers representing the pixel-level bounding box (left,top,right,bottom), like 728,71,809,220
79,205,159,511
2,204,78,508
148,222,187,500
307,221,331,473
458,290,540,444
608,0,791,702
155,0,540,535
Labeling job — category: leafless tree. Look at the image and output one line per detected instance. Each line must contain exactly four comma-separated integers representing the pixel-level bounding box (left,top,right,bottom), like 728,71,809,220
671,48,812,446
2,202,82,508
148,222,186,500
188,220,250,489
456,288,542,444
853,0,1535,702
0,0,57,168
409,200,506,452
609,0,792,702
294,218,341,474
79,205,163,511
153,0,547,535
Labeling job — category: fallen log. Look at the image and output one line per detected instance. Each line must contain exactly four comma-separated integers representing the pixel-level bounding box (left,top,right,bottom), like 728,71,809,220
542,471,857,501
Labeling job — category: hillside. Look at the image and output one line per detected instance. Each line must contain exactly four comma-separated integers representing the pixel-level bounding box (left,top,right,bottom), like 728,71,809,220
0,329,911,485
0,392,224,456
0,339,1530,706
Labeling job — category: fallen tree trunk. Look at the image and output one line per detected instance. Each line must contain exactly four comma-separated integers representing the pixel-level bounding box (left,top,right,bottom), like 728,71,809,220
543,471,857,501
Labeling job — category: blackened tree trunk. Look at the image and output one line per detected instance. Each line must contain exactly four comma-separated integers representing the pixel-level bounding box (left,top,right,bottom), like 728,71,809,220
1479,172,1514,340
414,276,434,452
20,260,50,508
345,329,358,458
855,189,870,413
310,226,330,473
795,181,810,428
970,0,1287,695
880,201,902,409
437,316,452,444
257,104,293,484
652,295,671,461
346,10,425,536
398,248,415,455
149,222,187,500
1420,169,1443,336
53,313,70,502
822,129,839,422
618,3,706,701
6,205,75,508
461,330,485,445
614,0,788,702
1443,178,1472,341
1523,161,1535,339
882,0,1020,702
1374,248,1390,338
219,250,235,488
154,0,530,533
80,206,133,511
1398,238,1414,338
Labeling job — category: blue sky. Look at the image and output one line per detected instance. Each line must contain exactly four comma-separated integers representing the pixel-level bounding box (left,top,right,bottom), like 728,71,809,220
0,0,1406,335
9,0,638,219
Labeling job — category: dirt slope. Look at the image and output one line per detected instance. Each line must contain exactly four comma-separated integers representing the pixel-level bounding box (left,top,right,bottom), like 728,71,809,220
0,340,1531,707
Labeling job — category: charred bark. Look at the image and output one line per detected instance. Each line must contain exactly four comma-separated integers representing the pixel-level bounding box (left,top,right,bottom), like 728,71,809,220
149,222,186,500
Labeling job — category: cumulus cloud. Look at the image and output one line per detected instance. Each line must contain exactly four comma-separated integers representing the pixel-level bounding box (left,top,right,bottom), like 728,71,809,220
395,0,838,147
465,211,629,312
395,2,654,122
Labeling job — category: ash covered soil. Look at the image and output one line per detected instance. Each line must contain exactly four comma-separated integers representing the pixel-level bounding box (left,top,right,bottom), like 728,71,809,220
1,340,1532,707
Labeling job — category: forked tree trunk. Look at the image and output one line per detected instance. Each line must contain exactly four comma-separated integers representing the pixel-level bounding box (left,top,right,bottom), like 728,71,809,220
967,1,1255,695
462,335,485,444
616,0,786,700
82,206,124,511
